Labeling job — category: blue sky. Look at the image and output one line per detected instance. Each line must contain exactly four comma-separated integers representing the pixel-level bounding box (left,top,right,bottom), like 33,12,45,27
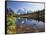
7,2,44,13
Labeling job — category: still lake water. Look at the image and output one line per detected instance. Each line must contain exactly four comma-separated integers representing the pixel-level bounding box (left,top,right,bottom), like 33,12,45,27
16,17,45,32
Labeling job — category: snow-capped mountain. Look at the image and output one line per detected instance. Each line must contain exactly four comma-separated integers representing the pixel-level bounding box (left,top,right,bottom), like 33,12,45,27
16,8,32,15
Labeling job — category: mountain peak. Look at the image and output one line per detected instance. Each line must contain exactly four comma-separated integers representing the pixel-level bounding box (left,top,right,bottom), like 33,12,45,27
16,8,32,15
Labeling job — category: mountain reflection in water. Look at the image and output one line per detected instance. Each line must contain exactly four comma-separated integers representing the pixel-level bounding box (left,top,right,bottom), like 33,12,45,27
16,17,45,33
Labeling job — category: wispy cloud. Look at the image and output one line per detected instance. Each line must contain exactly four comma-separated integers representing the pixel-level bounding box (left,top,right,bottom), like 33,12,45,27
7,1,44,13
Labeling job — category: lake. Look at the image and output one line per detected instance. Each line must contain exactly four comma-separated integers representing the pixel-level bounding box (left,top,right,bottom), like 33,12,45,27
16,17,45,33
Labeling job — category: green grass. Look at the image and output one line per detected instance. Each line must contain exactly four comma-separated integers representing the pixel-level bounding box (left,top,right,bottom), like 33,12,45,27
6,14,16,34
